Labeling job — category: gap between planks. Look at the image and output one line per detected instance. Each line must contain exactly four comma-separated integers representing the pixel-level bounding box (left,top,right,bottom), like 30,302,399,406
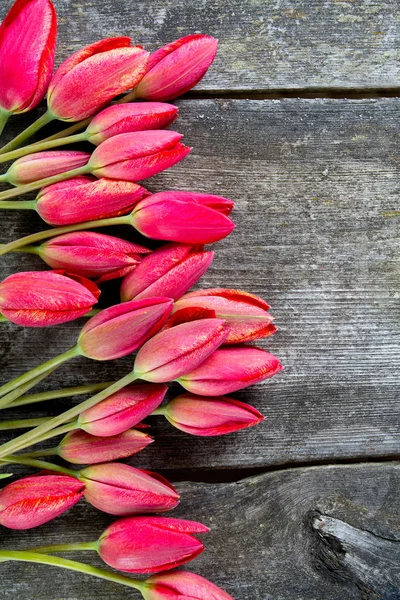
186,86,400,100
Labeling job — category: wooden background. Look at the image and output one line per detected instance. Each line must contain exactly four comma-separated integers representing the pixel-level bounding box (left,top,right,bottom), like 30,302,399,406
0,1,399,598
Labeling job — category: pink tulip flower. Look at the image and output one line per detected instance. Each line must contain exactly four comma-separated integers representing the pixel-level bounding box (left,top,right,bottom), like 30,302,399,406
164,393,264,436
142,570,234,600
0,474,84,529
77,297,173,360
78,383,168,437
3,150,90,185
0,270,100,327
47,38,149,121
135,34,218,101
80,463,179,515
120,242,214,302
0,0,57,116
133,319,228,383
98,516,209,572
170,288,276,343
178,346,283,396
35,231,151,282
36,176,149,226
58,429,153,464
130,191,235,243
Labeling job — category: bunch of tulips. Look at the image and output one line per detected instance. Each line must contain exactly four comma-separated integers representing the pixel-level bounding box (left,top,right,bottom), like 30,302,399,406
0,0,283,598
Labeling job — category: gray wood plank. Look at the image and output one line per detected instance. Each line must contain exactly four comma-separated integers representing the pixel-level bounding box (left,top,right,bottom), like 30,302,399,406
1,98,399,469
1,0,399,93
1,463,400,599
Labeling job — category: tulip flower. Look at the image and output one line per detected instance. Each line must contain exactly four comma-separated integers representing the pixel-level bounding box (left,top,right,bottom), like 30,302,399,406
80,463,179,515
78,383,168,436
135,34,218,101
162,393,264,436
0,474,84,529
170,288,276,343
98,516,209,572
142,570,234,600
0,270,100,327
178,346,283,396
25,231,151,282
0,150,90,186
57,429,154,464
121,242,214,302
0,0,57,134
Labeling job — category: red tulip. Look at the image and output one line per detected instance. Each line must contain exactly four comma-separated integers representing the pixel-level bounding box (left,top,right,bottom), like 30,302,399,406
0,474,84,529
130,191,235,243
78,383,168,437
98,516,208,572
36,231,151,282
58,429,153,464
171,288,276,343
80,463,179,515
86,102,179,145
77,297,173,360
3,150,90,185
0,0,57,115
142,570,234,600
0,270,100,327
47,38,149,121
120,243,214,302
135,34,218,101
133,319,228,383
36,176,149,226
178,346,283,396
164,393,264,436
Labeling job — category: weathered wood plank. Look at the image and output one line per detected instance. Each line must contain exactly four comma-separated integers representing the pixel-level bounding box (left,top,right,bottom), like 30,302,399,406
1,0,399,93
1,463,400,599
1,98,399,469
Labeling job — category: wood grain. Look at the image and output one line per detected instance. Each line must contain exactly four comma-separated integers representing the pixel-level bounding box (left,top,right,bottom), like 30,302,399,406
1,463,400,599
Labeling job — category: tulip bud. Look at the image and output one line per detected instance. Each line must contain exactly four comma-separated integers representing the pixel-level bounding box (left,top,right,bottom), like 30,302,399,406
57,429,153,464
77,297,173,360
178,346,283,396
130,191,235,244
134,319,228,383
36,176,149,226
4,151,90,186
171,288,276,343
0,0,57,115
135,34,218,101
120,243,214,302
86,103,179,145
47,38,149,121
80,463,179,515
0,474,84,529
78,383,168,436
88,131,191,182
36,231,151,282
142,570,234,600
98,516,209,572
0,270,100,327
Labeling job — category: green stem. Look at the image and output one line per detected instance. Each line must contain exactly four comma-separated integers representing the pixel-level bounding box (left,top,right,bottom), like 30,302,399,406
28,542,99,553
0,109,10,137
0,346,80,405
38,118,93,144
0,163,91,200
0,132,89,165
0,364,59,407
0,372,138,458
0,551,144,592
0,455,77,477
151,406,166,416
0,111,55,154
19,447,59,458
0,214,130,256
26,421,78,446
4,381,113,409
0,418,51,431
0,472,12,479
0,200,36,210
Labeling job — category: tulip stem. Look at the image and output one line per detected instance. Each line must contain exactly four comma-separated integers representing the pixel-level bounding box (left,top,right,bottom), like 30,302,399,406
38,118,93,145
0,163,91,200
0,110,55,154
0,551,144,592
0,109,10,137
3,381,113,410
0,200,36,210
24,421,78,447
0,371,138,458
20,447,59,458
0,215,130,256
151,407,166,416
0,365,60,407
0,418,51,431
0,133,89,165
28,542,99,553
0,455,78,477
0,346,80,405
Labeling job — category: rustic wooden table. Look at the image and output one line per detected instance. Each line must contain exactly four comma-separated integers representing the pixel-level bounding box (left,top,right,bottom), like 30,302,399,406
1,1,399,598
